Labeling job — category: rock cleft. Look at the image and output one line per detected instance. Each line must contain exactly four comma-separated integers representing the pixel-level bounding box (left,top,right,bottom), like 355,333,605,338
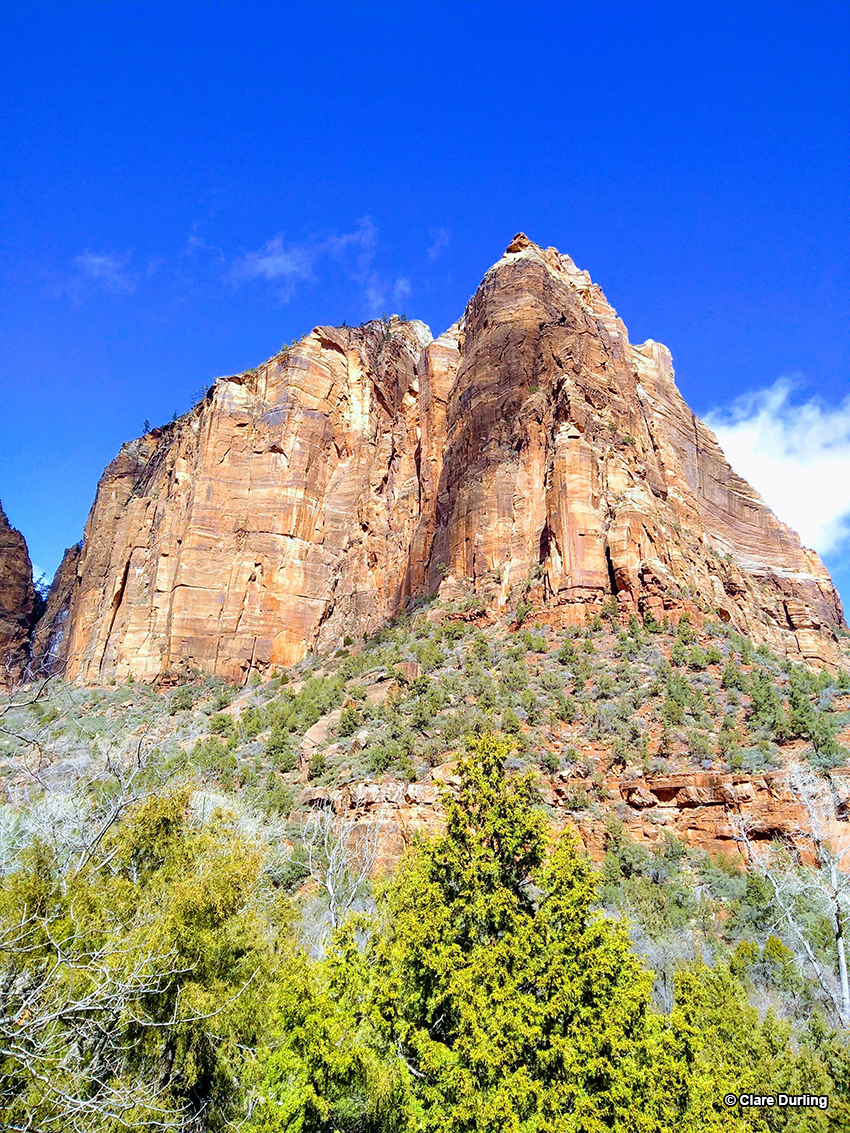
0,501,37,686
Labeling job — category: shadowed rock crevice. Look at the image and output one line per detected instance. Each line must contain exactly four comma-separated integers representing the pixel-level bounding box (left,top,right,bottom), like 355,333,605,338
0,500,37,687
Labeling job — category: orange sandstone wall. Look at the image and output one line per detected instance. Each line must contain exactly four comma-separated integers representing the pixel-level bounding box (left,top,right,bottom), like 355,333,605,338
36,236,844,683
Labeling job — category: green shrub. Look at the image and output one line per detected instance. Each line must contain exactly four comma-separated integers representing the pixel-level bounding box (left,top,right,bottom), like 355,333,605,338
169,685,198,714
307,751,327,780
519,689,540,724
524,631,547,653
501,707,521,734
211,684,235,711
562,784,592,810
540,749,560,775
500,662,528,692
441,620,467,644
238,706,267,740
728,745,780,773
540,669,563,691
209,712,234,736
675,612,696,643
193,736,238,781
339,706,363,737
670,638,688,667
642,610,663,633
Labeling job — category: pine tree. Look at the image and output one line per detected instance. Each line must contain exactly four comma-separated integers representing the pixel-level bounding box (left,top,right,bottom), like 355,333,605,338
370,733,667,1132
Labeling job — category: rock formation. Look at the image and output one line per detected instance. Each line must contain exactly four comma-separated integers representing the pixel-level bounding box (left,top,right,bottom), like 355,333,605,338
0,501,37,686
295,762,850,872
35,235,845,683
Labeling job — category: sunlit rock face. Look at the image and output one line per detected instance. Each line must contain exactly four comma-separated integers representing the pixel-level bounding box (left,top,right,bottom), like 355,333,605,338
0,501,36,687
35,235,844,683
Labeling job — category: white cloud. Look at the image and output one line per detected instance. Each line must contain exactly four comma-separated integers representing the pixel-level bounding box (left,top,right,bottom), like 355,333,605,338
231,235,314,299
427,228,450,260
705,379,850,556
325,216,377,273
233,217,380,304
68,250,137,296
184,233,226,263
364,283,386,312
392,277,411,309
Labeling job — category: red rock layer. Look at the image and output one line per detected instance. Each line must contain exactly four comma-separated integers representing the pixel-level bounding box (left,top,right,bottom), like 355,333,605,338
298,765,850,872
35,236,844,683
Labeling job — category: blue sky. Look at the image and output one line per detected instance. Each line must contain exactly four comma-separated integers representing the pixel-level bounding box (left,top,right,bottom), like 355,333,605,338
1,1,848,607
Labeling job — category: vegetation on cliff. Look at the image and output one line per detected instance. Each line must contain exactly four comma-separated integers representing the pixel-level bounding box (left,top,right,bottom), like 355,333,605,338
2,604,850,1129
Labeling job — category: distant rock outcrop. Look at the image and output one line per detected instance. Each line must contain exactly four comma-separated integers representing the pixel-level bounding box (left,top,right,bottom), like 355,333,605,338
35,235,845,683
0,501,36,686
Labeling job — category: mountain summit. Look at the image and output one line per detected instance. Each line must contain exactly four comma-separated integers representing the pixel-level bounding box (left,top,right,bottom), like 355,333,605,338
32,236,844,682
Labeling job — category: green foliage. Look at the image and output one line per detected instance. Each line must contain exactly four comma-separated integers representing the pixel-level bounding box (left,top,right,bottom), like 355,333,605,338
642,609,663,633
368,733,664,1131
239,705,267,739
339,705,363,737
441,620,466,644
265,721,297,770
7,610,850,1129
722,658,748,691
661,669,691,726
675,611,696,643
501,705,521,734
194,735,238,780
209,711,234,735
728,744,780,773
540,747,560,775
747,670,791,741
515,596,532,625
169,683,200,714
669,637,689,667
308,751,327,781
0,791,289,1131
248,932,409,1133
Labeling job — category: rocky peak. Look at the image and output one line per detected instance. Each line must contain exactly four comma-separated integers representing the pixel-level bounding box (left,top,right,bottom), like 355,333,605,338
34,237,845,683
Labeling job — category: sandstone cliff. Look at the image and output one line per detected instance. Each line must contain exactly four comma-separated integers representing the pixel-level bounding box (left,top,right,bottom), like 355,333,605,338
35,235,845,683
299,764,850,873
0,501,37,686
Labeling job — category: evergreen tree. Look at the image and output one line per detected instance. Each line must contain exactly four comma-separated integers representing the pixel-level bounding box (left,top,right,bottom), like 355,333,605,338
369,733,667,1132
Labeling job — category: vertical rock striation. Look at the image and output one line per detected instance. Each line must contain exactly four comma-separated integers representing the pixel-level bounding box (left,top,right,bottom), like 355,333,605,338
35,235,845,683
0,501,37,686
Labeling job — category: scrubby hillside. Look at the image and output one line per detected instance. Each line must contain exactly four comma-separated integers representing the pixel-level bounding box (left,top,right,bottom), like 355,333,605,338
3,602,850,1129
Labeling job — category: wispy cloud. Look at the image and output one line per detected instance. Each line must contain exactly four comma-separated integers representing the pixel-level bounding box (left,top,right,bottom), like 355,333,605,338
232,217,380,304
705,379,850,556
231,235,314,298
58,249,165,303
392,277,412,308
59,250,139,301
59,218,415,317
231,217,410,315
184,233,226,264
427,228,450,260
75,250,137,293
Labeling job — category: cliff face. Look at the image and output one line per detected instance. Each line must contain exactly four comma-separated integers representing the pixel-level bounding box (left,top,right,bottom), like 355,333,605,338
36,235,844,683
0,502,36,686
300,764,850,872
